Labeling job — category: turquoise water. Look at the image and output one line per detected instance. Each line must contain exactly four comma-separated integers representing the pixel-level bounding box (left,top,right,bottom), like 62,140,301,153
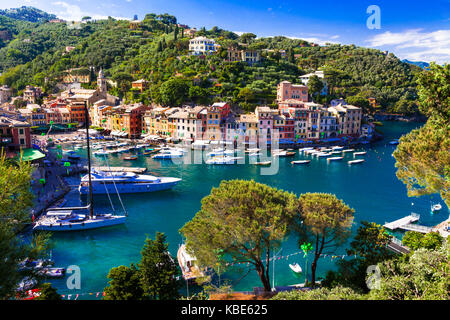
46,121,448,298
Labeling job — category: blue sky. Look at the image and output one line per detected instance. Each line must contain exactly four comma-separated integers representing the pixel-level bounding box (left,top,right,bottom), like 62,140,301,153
1,0,449,63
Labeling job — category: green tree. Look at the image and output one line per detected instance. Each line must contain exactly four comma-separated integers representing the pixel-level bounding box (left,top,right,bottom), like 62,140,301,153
0,155,50,299
272,286,365,300
294,193,354,287
103,264,144,300
402,231,443,250
180,180,299,292
237,87,254,103
369,240,449,300
323,221,393,292
307,75,323,101
33,283,61,300
159,78,189,106
394,63,449,207
139,232,180,300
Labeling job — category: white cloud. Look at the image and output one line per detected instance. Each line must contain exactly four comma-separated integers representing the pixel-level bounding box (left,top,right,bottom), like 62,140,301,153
367,29,450,64
50,1,130,21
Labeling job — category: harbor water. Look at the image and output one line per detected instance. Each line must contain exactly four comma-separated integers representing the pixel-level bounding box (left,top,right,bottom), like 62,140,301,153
46,121,448,298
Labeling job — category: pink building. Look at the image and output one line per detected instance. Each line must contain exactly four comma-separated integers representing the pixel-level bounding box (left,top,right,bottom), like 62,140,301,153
277,81,308,102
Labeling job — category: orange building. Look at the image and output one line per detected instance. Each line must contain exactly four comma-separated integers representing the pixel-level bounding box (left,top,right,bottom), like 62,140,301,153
67,102,88,125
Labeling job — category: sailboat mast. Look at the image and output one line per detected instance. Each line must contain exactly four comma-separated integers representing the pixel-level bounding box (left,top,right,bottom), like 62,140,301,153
84,101,94,218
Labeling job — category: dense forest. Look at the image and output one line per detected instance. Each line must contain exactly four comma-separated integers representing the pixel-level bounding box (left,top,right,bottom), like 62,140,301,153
0,7,425,114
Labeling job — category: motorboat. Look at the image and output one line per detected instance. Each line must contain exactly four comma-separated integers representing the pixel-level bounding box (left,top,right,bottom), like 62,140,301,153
353,151,367,157
205,156,242,165
331,146,344,150
348,159,365,165
342,149,355,153
177,244,206,282
389,139,399,145
254,161,271,166
315,152,332,158
206,149,234,157
123,155,137,160
38,267,66,278
327,156,343,162
79,170,181,194
245,148,261,153
152,150,184,159
273,150,295,157
291,160,310,165
289,263,302,274
431,203,442,213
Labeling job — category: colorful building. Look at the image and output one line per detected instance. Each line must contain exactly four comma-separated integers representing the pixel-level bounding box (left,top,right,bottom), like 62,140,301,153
277,81,308,102
0,116,31,150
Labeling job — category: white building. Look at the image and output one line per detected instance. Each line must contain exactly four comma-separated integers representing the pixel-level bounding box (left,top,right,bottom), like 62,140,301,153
299,70,328,96
189,36,217,56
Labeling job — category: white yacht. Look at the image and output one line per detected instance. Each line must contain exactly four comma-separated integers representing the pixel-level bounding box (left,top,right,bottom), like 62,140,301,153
79,170,181,194
152,149,184,159
205,156,242,165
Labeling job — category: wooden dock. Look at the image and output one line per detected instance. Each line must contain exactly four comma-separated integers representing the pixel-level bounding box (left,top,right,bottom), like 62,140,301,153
93,166,147,173
384,213,420,230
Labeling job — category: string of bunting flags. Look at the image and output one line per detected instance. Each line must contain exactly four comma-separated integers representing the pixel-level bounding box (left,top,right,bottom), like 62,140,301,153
223,250,356,267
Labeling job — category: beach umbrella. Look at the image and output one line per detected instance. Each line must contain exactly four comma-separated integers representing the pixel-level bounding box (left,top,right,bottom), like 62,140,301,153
41,133,46,136
300,242,313,258
68,124,72,129
39,178,46,185
63,161,71,175
50,120,54,125
56,145,62,149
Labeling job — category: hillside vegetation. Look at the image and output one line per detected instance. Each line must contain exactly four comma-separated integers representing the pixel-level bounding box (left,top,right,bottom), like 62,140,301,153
0,7,424,114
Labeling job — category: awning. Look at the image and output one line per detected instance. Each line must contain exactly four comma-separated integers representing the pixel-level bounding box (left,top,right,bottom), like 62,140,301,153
15,148,46,162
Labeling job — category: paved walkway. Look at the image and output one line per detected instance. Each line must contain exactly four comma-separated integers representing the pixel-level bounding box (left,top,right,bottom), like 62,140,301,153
30,147,71,218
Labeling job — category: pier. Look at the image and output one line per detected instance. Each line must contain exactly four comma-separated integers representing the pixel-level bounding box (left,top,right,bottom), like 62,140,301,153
384,213,420,230
93,166,147,173
384,213,433,234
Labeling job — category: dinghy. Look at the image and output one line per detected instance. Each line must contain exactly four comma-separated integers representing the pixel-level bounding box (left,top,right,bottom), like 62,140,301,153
289,263,302,274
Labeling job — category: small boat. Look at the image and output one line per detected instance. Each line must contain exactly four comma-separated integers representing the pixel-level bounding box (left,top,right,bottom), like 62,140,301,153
177,244,206,282
342,149,355,153
315,152,332,158
273,151,295,157
331,151,343,154
327,156,343,162
38,267,66,278
17,278,37,292
289,263,302,274
123,155,137,160
331,146,344,150
389,139,399,145
255,161,271,166
353,151,367,157
245,148,261,153
152,150,184,159
143,151,152,156
348,159,365,165
431,203,442,213
248,152,261,157
205,156,242,165
291,160,310,165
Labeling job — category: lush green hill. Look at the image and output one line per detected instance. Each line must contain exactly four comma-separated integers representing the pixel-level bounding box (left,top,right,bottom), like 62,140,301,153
0,9,424,114
0,6,57,23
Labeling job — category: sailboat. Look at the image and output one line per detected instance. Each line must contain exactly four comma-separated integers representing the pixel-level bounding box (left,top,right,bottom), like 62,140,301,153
33,102,127,232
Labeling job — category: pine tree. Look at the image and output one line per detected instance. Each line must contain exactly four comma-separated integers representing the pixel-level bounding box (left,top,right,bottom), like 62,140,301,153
139,232,180,300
